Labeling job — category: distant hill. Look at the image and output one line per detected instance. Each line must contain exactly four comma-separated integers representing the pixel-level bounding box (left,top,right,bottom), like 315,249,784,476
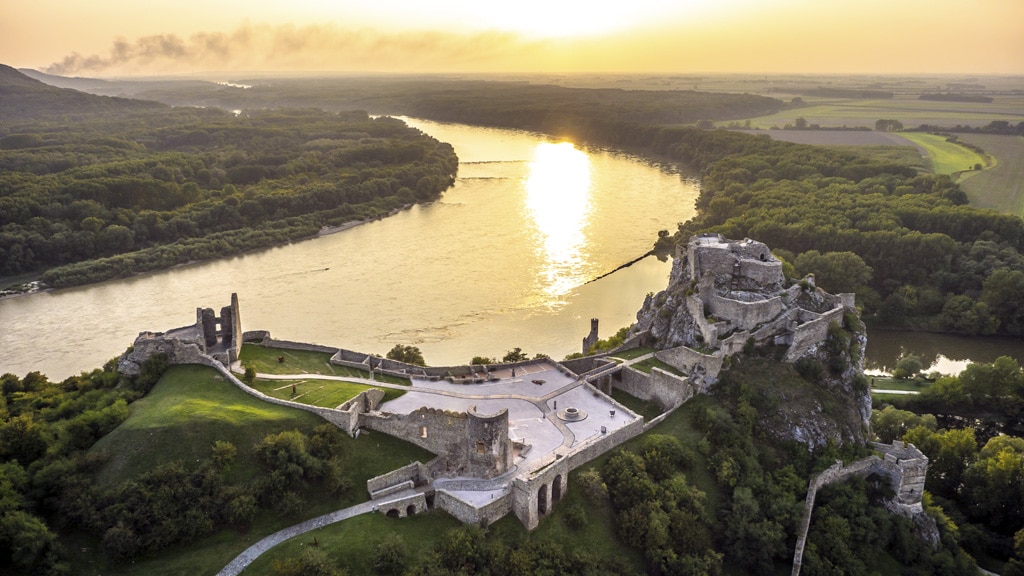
0,63,164,122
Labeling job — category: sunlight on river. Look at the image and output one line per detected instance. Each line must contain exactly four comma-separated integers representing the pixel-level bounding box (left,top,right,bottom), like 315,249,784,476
524,142,593,300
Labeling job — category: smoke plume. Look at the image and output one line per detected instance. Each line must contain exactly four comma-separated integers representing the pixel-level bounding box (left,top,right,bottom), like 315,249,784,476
45,23,546,75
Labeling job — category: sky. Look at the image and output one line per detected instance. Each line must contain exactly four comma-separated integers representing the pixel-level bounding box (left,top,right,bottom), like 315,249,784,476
1,0,1022,76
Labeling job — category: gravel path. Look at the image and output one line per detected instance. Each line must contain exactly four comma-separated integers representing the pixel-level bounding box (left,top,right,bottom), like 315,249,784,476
216,500,376,576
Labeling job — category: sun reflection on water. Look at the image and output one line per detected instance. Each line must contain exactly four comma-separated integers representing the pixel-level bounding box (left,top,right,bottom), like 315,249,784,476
524,141,593,301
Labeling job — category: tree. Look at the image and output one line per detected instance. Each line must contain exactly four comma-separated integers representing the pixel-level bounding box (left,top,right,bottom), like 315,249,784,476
794,117,808,130
940,295,999,335
502,347,529,363
242,365,256,385
385,344,425,366
893,355,923,379
372,533,407,575
794,250,873,296
982,269,1024,335
470,356,496,365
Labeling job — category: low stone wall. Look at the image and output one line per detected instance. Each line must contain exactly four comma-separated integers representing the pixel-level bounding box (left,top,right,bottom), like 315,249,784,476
687,294,718,347
437,490,512,526
259,337,339,355
367,461,431,496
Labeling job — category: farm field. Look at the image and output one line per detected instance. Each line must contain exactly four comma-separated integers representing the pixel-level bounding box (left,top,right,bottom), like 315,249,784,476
735,96,1024,130
955,134,1024,217
894,132,990,177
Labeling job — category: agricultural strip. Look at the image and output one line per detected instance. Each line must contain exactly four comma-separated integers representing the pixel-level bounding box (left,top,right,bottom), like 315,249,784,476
955,134,1024,217
893,132,990,177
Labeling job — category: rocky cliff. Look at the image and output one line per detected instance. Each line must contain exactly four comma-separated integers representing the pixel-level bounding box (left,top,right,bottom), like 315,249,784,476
631,234,870,450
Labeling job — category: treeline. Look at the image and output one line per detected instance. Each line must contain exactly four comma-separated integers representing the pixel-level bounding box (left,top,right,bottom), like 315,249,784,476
919,93,994,104
48,76,788,131
1,94,457,286
872,357,1024,571
913,120,1024,136
799,87,894,99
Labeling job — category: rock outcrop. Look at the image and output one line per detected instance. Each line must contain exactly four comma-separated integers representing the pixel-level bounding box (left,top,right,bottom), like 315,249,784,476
632,234,869,449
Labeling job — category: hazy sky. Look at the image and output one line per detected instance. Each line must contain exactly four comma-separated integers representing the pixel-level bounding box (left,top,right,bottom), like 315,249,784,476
2,0,1022,76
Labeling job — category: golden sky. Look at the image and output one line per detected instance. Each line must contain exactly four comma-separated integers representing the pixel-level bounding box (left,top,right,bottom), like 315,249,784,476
1,0,1022,76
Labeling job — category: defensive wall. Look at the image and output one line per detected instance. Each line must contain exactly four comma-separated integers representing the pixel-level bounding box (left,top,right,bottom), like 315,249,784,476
358,406,513,479
791,441,933,576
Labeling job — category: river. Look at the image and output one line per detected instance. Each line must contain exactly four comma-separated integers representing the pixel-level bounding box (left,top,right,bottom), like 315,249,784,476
0,118,698,380
2,118,1020,381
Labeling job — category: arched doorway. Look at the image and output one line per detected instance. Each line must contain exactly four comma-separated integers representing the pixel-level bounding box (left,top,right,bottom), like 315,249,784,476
386,508,400,518
407,505,417,516
538,484,548,515
552,474,563,502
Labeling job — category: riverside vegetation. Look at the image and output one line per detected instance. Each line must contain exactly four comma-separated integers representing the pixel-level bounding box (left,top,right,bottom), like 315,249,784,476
0,65,457,288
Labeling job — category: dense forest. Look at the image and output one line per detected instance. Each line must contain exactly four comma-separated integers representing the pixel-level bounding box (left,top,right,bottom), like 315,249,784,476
0,66,457,287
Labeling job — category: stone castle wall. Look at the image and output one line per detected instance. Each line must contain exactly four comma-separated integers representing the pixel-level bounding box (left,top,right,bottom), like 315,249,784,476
707,294,783,331
784,306,846,363
359,407,511,479
655,345,724,385
437,490,512,526
367,461,431,496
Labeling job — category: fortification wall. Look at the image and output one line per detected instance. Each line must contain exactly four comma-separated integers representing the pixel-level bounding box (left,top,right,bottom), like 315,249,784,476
437,490,512,526
376,493,428,518
615,366,694,411
258,337,340,355
708,294,783,331
738,258,784,288
655,345,723,386
367,461,431,495
784,306,845,362
687,294,718,347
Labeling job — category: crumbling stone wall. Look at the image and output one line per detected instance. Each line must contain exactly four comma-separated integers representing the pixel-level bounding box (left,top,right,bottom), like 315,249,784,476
707,294,784,331
784,307,846,363
359,407,511,479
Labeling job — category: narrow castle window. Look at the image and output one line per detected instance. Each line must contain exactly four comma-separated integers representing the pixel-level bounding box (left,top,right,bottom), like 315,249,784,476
476,441,486,454
420,426,428,438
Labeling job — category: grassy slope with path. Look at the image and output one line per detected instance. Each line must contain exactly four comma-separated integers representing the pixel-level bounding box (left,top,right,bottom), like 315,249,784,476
247,376,406,408
239,343,411,386
81,364,433,576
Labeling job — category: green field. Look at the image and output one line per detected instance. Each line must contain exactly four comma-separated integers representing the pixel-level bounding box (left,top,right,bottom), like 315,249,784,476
609,346,655,360
610,387,665,420
81,365,434,576
738,96,1024,130
247,376,406,408
239,343,410,385
894,132,990,176
956,134,1024,217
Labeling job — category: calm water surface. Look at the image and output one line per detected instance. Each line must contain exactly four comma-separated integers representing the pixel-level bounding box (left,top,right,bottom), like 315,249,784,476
0,119,698,379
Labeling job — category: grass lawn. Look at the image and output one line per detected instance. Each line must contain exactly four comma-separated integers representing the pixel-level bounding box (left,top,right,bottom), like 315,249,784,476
78,364,434,576
239,343,410,386
869,376,929,392
894,132,990,177
955,134,1024,217
611,387,665,421
631,356,685,376
247,376,406,408
610,346,655,360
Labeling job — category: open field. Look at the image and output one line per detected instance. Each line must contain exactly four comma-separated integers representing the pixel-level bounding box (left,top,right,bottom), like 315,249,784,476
955,134,1024,217
81,364,434,576
894,132,990,176
239,343,410,386
734,96,1024,130
247,376,406,408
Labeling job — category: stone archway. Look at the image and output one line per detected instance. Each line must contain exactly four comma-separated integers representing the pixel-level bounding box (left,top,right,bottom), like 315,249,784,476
407,505,417,516
386,508,400,518
552,474,563,503
538,483,548,516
